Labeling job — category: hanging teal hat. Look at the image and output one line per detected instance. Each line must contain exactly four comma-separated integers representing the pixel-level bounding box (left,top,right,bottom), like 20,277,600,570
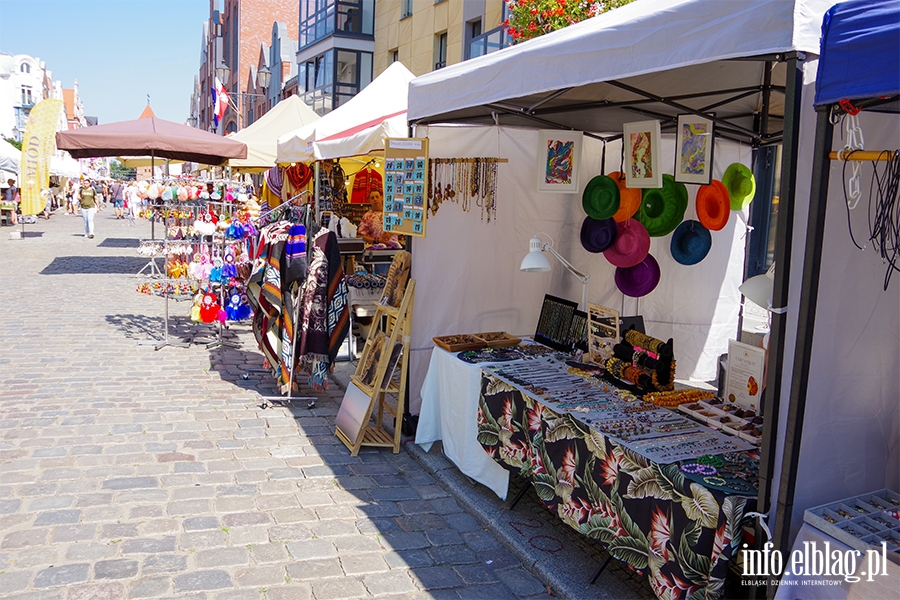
722,163,756,210
636,174,688,237
582,175,620,220
670,220,712,266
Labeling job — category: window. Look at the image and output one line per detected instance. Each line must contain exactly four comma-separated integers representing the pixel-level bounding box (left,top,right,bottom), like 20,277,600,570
401,0,413,19
300,48,371,115
470,19,482,40
21,86,33,106
301,0,373,48
391,49,399,63
468,25,511,61
20,63,30,74
435,32,447,69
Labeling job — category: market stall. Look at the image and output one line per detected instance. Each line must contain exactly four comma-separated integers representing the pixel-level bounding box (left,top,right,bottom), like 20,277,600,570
400,0,896,596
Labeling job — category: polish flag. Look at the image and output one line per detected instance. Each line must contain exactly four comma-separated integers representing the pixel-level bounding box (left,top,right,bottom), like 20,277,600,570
211,77,230,127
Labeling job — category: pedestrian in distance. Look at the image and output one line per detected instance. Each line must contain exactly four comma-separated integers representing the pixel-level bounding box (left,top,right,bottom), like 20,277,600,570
111,180,125,219
93,179,104,212
3,178,18,225
79,179,96,238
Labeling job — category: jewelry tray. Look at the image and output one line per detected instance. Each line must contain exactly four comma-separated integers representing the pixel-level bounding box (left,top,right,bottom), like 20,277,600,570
473,332,522,349
804,489,900,565
433,334,486,352
678,400,762,445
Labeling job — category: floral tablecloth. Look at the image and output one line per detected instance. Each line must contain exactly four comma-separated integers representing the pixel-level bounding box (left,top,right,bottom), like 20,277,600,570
477,374,752,600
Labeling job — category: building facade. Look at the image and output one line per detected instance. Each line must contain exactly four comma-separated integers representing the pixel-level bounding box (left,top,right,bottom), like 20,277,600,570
193,0,298,133
372,0,508,78
0,53,57,142
295,0,376,115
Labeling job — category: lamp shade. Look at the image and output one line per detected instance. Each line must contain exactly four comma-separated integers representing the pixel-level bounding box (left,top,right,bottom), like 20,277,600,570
739,263,776,310
520,237,552,272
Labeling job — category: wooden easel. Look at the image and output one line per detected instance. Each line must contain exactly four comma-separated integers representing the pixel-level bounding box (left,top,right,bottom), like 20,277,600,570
335,279,415,456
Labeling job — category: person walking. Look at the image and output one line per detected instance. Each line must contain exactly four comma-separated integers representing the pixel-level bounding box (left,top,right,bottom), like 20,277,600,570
93,180,105,212
125,180,140,226
79,179,96,238
3,178,18,226
111,180,125,219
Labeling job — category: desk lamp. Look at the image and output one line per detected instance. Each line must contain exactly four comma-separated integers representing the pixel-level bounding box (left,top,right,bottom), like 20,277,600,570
520,234,590,310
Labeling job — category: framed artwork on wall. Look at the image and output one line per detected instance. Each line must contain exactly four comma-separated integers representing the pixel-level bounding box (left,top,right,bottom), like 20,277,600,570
623,120,662,188
537,129,583,193
674,114,715,185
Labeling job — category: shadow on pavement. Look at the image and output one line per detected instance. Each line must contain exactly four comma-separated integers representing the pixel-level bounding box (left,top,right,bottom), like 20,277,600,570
41,255,153,275
105,313,196,341
98,237,140,248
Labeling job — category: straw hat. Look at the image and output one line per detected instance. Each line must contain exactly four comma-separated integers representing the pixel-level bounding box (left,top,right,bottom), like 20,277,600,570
670,220,712,266
603,219,651,268
608,171,642,222
582,175,620,220
636,174,688,237
696,180,730,231
722,163,756,210
615,254,661,297
580,216,617,253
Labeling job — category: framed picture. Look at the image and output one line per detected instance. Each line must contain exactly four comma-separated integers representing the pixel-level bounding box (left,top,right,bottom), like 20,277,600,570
623,120,662,188
537,130,583,193
674,114,715,184
588,303,620,364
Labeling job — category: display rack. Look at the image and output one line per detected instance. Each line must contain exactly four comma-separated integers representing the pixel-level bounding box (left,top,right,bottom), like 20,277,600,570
336,279,415,455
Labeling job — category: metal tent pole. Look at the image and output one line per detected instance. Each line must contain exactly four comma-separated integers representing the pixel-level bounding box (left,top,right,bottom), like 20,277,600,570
755,54,804,600
771,108,835,563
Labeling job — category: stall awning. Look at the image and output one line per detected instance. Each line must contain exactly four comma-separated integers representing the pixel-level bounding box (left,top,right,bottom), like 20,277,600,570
408,0,835,145
276,61,415,163
814,0,900,108
229,95,320,169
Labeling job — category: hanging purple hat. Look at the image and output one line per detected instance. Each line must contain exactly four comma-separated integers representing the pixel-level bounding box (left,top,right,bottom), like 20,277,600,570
580,216,617,253
615,254,661,297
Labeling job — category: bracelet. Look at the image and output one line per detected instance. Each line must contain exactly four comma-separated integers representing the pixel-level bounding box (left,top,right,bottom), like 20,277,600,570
696,454,725,468
725,479,753,493
680,463,717,476
703,476,727,487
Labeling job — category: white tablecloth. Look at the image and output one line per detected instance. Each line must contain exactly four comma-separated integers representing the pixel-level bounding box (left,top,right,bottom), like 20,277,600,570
415,347,511,500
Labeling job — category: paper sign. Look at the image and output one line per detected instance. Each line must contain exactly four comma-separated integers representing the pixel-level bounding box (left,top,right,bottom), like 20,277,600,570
725,340,766,409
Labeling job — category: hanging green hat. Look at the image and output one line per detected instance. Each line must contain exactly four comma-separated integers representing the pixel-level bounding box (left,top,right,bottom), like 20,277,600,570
636,174,688,237
722,163,756,210
582,175,620,220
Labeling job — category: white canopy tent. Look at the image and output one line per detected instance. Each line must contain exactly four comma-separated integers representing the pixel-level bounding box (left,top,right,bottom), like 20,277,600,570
229,95,320,170
276,61,415,163
406,0,896,558
0,140,20,174
50,153,81,178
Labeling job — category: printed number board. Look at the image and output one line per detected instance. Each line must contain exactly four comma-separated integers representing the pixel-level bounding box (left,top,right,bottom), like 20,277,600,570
383,137,428,238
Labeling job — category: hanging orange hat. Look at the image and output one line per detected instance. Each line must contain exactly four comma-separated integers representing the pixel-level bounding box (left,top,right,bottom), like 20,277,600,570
696,180,730,231
608,171,641,222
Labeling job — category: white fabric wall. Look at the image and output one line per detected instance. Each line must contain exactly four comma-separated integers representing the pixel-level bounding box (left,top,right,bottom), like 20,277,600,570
408,124,749,413
778,103,900,542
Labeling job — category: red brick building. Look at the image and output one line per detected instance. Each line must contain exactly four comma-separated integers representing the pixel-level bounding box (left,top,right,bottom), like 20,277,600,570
195,0,297,133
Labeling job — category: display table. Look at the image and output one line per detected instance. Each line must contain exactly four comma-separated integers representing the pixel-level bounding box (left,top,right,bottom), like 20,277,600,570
416,346,511,499
477,371,754,599
418,344,756,599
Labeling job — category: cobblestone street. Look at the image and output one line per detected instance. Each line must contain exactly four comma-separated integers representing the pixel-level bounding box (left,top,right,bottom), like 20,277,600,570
0,212,562,600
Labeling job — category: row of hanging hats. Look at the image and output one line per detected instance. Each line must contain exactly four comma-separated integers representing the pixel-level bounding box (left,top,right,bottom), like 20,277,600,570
580,164,756,297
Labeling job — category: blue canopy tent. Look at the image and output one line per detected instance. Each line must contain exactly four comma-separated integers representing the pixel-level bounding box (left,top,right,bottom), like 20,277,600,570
773,0,900,556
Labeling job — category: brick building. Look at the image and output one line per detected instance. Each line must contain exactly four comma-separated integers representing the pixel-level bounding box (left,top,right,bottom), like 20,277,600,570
193,0,297,133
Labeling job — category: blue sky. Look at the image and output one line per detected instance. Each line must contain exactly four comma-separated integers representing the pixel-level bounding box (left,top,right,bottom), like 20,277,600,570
0,0,210,124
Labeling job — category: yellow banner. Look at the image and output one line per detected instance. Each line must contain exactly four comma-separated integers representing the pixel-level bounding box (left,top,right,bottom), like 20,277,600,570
18,99,64,215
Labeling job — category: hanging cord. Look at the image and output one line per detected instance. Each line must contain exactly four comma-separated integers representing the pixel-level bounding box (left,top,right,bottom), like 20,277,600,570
841,149,900,290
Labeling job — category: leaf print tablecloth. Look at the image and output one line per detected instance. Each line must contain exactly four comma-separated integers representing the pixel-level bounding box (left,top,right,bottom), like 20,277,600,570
477,374,753,600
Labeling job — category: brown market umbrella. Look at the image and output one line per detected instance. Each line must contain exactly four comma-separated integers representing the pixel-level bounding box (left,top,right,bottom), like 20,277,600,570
56,117,247,165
